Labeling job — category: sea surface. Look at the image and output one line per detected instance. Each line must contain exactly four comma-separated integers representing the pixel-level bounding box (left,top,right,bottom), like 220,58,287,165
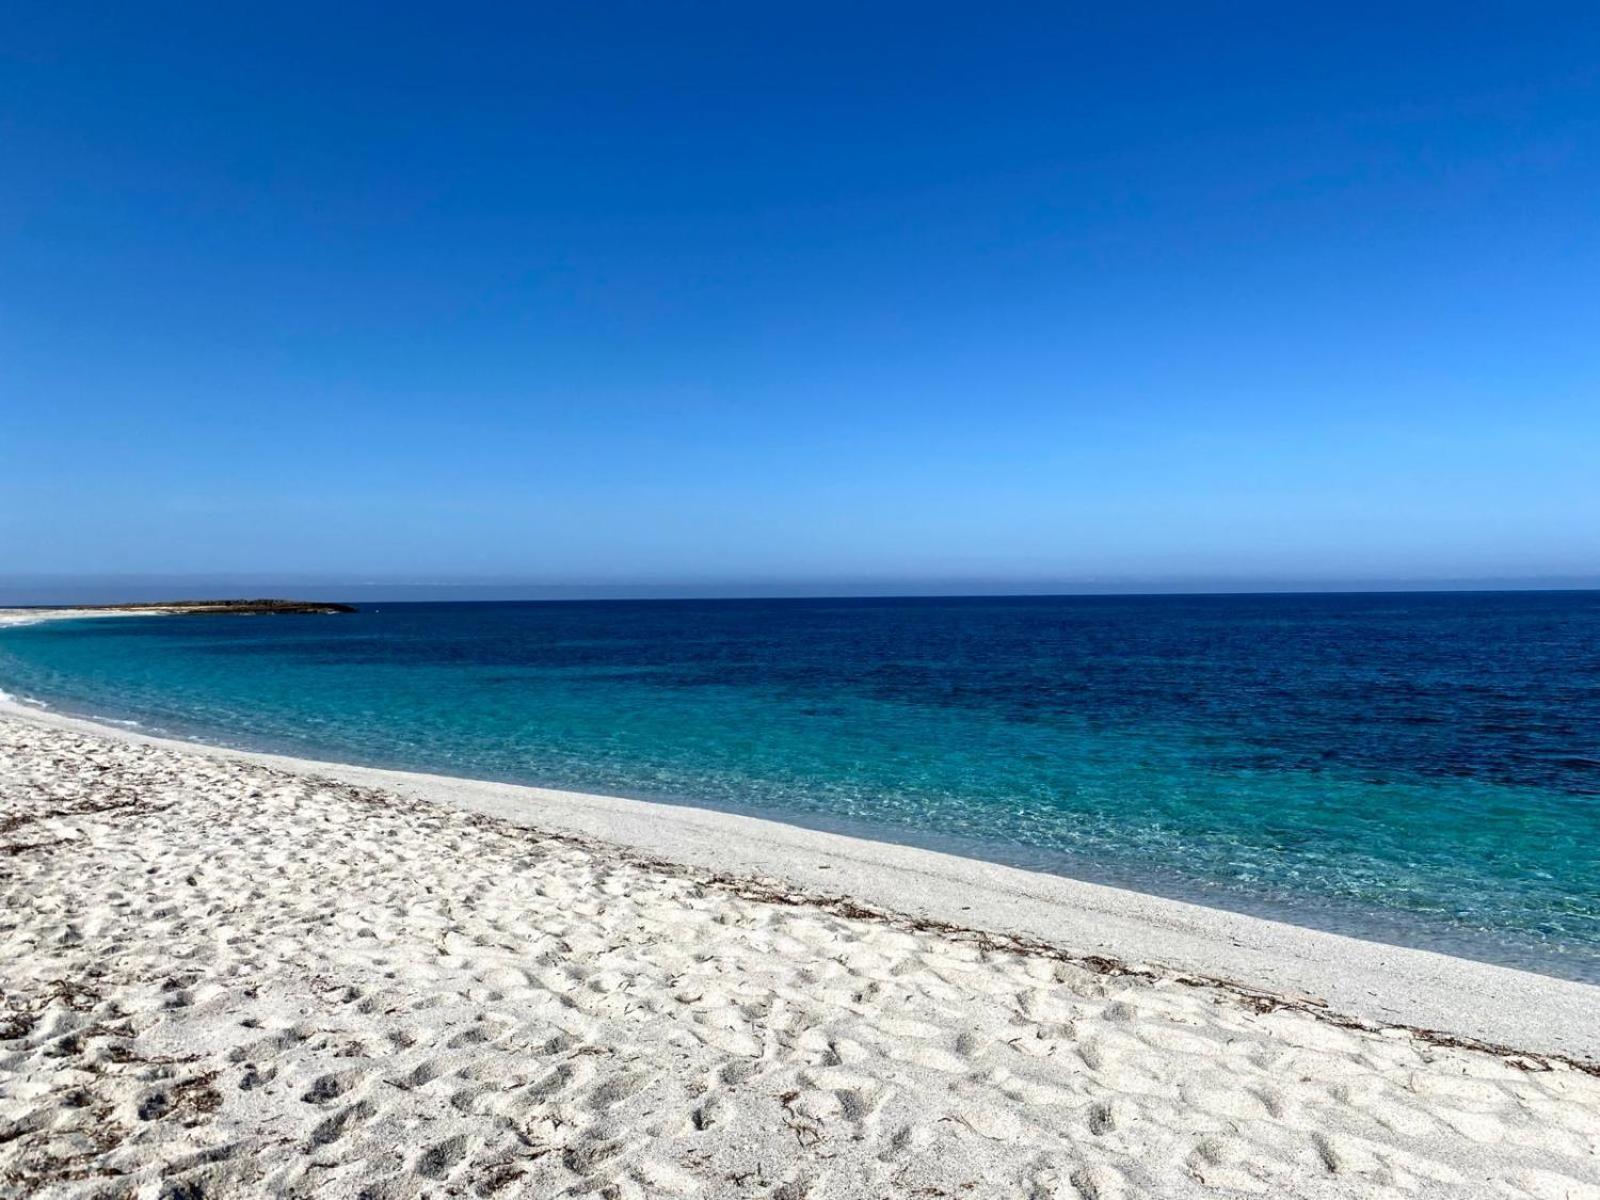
2,593,1597,981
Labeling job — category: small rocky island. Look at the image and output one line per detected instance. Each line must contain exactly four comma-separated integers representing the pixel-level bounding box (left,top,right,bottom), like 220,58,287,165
77,599,358,615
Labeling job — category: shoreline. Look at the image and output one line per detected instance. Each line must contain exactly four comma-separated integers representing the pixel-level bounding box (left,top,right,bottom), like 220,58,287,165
6,698,1600,1195
10,673,1586,991
4,693,1597,1064
3,608,1596,996
0,606,157,627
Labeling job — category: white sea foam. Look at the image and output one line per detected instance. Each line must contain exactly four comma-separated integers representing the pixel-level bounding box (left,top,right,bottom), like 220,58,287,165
0,689,50,710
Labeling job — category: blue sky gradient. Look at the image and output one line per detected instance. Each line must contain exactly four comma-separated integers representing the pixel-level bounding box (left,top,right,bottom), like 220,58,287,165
3,3,1597,592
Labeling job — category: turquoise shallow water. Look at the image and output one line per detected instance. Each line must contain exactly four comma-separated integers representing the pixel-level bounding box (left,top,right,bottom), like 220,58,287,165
1,593,1597,980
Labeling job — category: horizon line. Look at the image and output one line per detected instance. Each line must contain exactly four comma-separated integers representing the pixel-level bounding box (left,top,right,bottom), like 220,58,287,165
4,574,1599,607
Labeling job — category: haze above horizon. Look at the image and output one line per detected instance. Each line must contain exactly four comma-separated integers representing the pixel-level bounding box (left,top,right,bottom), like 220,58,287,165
4,4,1597,585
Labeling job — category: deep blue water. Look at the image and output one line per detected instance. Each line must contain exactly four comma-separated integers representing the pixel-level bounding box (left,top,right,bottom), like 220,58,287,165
2,593,1598,980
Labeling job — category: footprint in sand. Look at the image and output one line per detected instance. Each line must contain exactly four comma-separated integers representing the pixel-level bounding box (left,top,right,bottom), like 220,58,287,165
307,1097,376,1148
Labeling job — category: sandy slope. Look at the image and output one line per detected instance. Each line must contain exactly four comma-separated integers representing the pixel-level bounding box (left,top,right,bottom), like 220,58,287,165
3,713,1599,1199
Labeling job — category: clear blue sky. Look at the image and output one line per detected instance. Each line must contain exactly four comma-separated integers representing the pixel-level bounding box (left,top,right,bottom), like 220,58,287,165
3,3,1597,594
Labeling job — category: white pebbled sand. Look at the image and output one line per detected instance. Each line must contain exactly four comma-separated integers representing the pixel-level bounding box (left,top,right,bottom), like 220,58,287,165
3,706,1600,1198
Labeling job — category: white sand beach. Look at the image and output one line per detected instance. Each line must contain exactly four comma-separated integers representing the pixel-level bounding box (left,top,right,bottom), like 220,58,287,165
3,699,1599,1199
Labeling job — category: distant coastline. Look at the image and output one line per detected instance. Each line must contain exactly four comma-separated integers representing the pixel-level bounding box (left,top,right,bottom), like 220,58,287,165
7,598,356,617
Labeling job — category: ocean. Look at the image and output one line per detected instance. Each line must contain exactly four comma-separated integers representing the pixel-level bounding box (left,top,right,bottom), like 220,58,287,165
2,592,1596,980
